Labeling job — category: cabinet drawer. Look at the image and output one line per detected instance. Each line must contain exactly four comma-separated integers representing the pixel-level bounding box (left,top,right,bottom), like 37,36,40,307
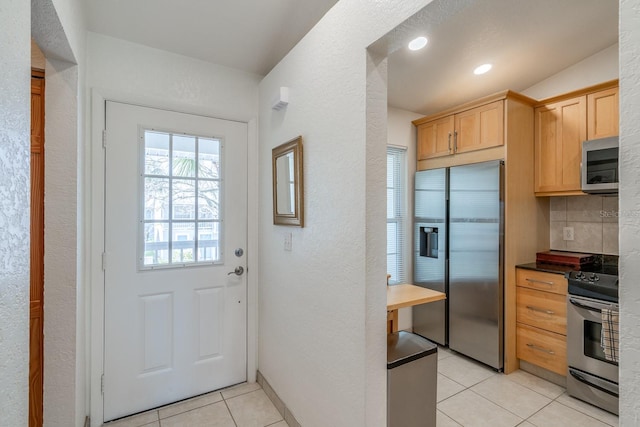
516,268,567,295
517,323,567,376
516,287,566,335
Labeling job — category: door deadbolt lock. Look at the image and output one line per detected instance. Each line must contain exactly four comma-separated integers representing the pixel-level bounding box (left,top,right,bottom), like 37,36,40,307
228,266,244,276
234,248,244,257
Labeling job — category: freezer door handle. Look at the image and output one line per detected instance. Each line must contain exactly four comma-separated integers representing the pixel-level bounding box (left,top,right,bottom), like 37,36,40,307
420,227,438,258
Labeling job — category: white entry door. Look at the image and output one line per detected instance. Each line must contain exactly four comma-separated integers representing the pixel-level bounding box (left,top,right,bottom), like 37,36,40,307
103,101,248,422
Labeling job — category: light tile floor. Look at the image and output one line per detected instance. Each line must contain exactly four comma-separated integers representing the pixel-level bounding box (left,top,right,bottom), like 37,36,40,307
103,382,287,427
103,348,619,427
436,347,619,427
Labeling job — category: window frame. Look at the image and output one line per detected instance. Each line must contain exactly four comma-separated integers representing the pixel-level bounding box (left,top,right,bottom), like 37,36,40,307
137,126,225,270
387,146,407,285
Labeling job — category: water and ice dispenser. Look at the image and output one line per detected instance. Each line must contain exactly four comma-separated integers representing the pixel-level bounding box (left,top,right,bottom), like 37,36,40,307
419,227,438,258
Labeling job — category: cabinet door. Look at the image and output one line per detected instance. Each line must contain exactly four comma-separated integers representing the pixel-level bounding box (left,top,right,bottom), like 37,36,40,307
588,87,619,140
454,100,504,154
417,116,454,160
534,96,586,194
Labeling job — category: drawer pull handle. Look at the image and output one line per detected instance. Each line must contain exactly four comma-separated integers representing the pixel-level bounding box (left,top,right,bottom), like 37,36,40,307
526,305,555,315
526,343,555,355
525,278,554,286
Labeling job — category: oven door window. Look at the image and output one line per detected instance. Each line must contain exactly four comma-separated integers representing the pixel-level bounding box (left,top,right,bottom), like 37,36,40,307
584,320,618,366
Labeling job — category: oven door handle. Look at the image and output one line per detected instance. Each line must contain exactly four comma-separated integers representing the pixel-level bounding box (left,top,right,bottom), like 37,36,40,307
569,368,619,398
568,297,611,313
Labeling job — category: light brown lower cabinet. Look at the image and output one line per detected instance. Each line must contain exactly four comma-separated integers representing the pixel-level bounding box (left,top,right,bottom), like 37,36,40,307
516,286,567,335
516,323,567,375
515,268,568,376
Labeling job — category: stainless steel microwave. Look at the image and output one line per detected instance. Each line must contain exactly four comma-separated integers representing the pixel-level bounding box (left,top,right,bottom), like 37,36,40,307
581,136,619,194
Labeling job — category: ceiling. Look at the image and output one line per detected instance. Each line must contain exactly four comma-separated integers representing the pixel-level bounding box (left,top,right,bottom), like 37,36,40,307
86,0,339,76
87,0,618,115
387,0,618,115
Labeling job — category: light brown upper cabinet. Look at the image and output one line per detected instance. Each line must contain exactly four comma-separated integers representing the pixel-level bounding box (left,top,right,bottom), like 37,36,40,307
415,100,504,161
416,116,454,159
534,96,586,195
534,80,618,196
454,100,504,154
587,87,619,140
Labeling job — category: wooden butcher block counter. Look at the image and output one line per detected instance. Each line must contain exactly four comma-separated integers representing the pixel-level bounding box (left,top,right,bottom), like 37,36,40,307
387,284,446,333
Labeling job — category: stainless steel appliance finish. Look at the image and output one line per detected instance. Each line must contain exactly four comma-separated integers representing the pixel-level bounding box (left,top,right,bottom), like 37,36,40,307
387,331,437,427
581,136,619,194
413,160,504,370
566,269,619,415
413,168,447,345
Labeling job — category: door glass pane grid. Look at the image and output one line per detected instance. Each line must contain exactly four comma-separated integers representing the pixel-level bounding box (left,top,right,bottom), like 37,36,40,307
141,129,222,269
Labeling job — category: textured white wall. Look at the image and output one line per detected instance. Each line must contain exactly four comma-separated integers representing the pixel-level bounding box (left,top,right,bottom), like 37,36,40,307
44,58,82,426
619,0,640,423
387,107,421,331
51,0,86,60
0,1,31,425
257,1,431,426
32,0,88,424
87,33,261,122
522,43,618,100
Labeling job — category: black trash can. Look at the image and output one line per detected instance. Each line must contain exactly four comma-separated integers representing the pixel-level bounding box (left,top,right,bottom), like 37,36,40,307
387,331,438,427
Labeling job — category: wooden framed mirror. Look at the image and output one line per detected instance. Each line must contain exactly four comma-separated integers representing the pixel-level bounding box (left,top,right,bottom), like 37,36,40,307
272,136,304,227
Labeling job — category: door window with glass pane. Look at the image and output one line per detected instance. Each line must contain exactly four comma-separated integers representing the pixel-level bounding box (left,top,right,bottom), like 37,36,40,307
141,129,223,268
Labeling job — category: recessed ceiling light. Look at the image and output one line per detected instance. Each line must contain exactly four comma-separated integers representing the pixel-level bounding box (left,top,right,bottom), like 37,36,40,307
474,64,493,75
408,36,428,51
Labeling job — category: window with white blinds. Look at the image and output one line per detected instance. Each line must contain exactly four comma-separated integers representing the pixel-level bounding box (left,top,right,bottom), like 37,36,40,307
387,146,407,284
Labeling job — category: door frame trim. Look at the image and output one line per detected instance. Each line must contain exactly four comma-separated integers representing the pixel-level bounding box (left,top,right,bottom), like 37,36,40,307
89,90,259,426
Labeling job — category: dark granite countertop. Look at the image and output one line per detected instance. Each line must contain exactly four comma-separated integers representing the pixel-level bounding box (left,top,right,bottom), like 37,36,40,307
516,262,576,275
517,253,618,276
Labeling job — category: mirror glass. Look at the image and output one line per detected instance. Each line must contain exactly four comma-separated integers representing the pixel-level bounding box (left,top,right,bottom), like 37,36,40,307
275,152,295,214
273,136,304,226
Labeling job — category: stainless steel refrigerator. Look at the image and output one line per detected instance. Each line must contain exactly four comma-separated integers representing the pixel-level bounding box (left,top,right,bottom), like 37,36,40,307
413,160,504,370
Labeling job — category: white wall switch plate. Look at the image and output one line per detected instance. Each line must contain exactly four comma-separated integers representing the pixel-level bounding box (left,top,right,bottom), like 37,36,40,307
563,226,574,241
284,233,292,251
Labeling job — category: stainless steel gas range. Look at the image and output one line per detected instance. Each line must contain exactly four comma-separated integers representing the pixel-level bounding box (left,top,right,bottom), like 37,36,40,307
565,266,619,415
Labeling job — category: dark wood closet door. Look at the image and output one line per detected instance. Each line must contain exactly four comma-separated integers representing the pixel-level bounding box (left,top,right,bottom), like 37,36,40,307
30,68,45,427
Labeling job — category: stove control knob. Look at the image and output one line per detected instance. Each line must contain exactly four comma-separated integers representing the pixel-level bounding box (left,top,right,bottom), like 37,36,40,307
576,272,585,280
591,274,600,282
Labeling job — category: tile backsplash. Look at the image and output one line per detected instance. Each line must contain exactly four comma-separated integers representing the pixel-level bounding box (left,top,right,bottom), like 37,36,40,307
550,195,619,255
